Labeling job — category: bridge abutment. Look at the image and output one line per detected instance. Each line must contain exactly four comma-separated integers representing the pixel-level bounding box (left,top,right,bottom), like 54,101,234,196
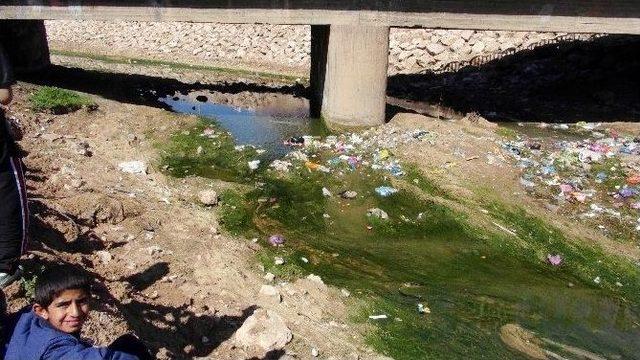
0,20,50,73
311,24,390,128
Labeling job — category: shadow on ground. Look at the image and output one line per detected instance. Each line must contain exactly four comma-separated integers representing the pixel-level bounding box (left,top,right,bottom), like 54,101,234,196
18,34,640,124
387,34,640,123
17,253,257,359
17,64,307,112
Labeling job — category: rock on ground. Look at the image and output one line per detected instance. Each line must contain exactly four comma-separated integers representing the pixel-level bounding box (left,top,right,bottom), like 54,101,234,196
234,309,293,357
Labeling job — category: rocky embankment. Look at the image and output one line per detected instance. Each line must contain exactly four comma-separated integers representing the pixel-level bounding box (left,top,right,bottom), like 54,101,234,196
45,20,596,75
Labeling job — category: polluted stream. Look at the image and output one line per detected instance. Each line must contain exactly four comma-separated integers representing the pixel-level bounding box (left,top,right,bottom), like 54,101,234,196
159,91,640,359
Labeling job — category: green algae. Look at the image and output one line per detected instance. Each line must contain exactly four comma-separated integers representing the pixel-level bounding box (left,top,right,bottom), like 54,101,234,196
157,118,262,182
158,119,640,359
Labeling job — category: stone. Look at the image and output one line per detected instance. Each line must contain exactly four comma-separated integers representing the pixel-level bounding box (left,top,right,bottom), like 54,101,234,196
96,250,112,264
367,208,389,220
234,309,292,357
259,284,282,304
118,161,147,175
425,42,446,56
264,272,276,282
450,38,466,51
471,41,486,53
460,30,475,41
306,274,325,286
198,189,219,206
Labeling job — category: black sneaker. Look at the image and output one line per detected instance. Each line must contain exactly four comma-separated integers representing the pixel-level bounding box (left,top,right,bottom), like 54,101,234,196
0,266,22,289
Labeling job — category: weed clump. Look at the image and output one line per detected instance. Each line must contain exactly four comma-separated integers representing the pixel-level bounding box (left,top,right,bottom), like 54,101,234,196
29,86,95,114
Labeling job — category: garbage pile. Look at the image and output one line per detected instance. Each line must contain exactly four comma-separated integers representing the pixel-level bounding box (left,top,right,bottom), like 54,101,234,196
501,122,640,238
265,126,436,180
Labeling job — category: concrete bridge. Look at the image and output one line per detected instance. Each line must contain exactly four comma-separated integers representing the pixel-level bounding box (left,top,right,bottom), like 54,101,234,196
1,1,640,127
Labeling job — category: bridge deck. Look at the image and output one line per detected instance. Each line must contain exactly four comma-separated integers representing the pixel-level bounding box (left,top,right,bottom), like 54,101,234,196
1,1,640,34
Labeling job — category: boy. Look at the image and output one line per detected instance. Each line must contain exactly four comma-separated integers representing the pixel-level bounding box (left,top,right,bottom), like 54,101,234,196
0,42,28,289
3,265,153,360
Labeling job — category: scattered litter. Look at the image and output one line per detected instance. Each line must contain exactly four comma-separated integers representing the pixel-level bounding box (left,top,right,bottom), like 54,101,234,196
417,303,431,314
368,315,388,320
301,257,309,263
270,160,292,172
547,254,563,266
492,222,517,236
593,276,601,284
248,160,260,171
268,234,285,247
322,187,332,197
375,186,399,197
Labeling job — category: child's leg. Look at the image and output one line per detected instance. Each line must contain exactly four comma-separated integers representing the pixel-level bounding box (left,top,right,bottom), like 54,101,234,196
0,156,27,282
109,334,154,360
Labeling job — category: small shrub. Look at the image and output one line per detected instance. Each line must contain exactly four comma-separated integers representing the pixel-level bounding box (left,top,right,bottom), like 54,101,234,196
19,274,38,300
29,86,95,114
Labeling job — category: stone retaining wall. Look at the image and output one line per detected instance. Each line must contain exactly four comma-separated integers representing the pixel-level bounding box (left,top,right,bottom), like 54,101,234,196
44,20,593,76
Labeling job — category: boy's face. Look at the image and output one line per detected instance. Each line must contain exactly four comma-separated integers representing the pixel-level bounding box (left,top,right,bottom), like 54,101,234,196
33,289,90,334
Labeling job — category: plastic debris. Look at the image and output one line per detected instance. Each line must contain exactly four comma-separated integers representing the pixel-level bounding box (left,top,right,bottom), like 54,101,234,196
417,303,431,314
248,160,260,171
270,160,292,172
268,234,285,247
375,186,399,197
368,315,388,320
547,254,562,266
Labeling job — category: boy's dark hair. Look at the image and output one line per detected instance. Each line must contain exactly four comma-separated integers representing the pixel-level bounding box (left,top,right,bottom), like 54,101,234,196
34,265,92,308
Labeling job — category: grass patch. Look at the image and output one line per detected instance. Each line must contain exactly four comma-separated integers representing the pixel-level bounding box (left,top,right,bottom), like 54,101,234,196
29,86,95,114
51,49,304,84
219,189,257,236
495,126,519,140
157,118,262,182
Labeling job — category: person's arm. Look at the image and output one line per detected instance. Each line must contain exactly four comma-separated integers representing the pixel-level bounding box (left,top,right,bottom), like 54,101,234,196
0,43,14,105
42,336,140,360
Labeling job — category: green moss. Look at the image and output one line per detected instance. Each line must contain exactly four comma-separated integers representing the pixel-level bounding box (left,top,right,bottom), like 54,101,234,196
29,86,95,114
157,118,261,182
219,189,257,236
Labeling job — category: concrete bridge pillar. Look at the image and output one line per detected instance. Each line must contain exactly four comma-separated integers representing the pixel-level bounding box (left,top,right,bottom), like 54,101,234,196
0,20,50,73
311,25,390,128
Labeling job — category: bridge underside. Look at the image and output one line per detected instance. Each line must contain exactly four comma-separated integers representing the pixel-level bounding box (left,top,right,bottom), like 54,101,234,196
2,2,640,127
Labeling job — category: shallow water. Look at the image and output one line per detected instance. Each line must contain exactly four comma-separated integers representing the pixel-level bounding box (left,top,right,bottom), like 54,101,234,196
159,91,323,159
161,95,640,359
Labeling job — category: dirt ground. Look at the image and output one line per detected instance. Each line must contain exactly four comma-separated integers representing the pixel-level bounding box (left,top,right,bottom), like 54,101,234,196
4,54,640,359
